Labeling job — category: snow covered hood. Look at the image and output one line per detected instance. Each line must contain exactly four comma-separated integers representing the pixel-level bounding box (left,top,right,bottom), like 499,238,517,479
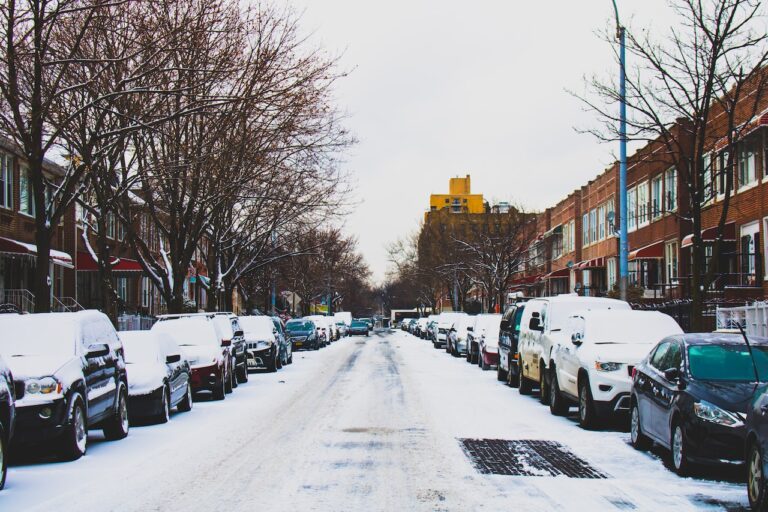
6,354,77,381
127,362,167,396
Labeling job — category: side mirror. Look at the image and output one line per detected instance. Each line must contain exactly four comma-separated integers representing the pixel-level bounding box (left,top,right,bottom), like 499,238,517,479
571,333,583,346
86,343,110,359
663,367,680,381
166,354,182,364
233,330,244,338
529,318,542,331
221,338,232,347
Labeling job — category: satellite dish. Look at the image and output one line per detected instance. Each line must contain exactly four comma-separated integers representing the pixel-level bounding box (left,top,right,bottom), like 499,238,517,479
607,211,615,223
566,261,574,268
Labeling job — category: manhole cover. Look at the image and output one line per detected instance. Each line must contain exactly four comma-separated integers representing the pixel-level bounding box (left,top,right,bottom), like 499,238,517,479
459,439,608,478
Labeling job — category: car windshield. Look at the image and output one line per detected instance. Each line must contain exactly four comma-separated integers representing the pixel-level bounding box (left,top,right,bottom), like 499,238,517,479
351,321,366,328
688,344,768,382
286,321,312,332
0,315,77,357
121,334,160,364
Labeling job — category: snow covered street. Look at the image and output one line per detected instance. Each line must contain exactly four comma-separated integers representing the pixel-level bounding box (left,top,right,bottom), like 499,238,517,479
3,329,751,511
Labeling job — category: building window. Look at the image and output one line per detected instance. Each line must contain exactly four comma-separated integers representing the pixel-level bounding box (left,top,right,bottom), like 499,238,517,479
627,186,637,232
637,181,649,226
740,222,761,286
702,153,713,205
0,154,11,209
116,277,128,302
665,241,678,284
105,212,116,239
589,209,597,243
582,213,589,246
568,220,575,253
717,151,730,197
597,204,606,240
663,169,677,213
738,141,757,189
19,166,35,216
607,257,617,291
141,276,151,308
651,175,663,218
764,217,768,280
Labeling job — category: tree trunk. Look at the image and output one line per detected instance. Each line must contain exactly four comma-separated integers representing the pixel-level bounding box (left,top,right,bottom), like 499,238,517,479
33,232,52,313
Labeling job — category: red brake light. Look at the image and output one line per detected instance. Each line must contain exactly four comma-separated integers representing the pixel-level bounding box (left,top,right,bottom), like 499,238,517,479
631,367,637,379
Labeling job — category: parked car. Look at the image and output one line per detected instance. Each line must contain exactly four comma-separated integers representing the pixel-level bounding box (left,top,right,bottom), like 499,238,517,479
447,314,475,357
630,333,767,475
517,295,630,403
152,316,230,400
0,311,129,461
119,330,193,424
498,302,527,387
285,319,320,350
549,310,683,427
306,316,331,345
349,320,370,336
0,353,17,490
746,383,768,510
211,313,247,386
335,321,349,338
466,314,502,365
333,311,352,328
478,315,503,371
416,318,430,338
239,316,282,372
271,316,292,364
359,318,374,332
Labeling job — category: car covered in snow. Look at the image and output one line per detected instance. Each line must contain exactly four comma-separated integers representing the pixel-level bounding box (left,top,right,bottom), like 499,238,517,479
306,315,331,345
415,318,430,338
211,313,248,386
285,319,320,350
271,316,292,365
0,311,130,460
119,330,193,424
152,316,231,400
466,314,501,365
548,310,682,427
335,321,349,338
239,316,282,372
432,312,466,349
476,314,502,371
498,302,527,387
0,353,17,490
517,295,630,403
630,333,767,475
447,314,475,357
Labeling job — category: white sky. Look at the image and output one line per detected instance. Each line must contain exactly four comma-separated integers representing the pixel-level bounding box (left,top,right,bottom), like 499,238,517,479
286,0,676,283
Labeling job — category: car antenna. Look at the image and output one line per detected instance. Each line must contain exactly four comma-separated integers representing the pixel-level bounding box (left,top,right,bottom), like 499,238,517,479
737,323,761,384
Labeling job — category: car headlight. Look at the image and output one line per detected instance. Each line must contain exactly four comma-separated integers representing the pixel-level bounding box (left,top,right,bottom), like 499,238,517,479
26,376,61,395
594,362,622,372
693,401,743,427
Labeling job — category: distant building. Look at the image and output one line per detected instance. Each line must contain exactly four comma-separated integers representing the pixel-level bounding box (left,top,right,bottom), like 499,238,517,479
428,175,485,215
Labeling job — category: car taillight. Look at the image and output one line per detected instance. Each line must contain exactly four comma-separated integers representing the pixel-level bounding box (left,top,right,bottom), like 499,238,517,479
631,367,637,379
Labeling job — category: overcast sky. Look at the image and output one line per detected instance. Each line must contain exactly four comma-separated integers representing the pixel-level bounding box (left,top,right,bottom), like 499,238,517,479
286,1,676,283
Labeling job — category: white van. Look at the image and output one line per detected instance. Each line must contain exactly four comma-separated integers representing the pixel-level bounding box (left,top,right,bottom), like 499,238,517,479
517,295,630,403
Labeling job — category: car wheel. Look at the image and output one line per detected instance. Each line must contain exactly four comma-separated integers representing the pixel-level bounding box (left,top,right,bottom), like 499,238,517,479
213,373,226,400
539,364,550,405
0,424,6,490
671,422,690,476
60,393,87,460
466,346,472,363
288,351,293,364
481,351,490,371
225,367,233,394
549,370,568,416
177,382,193,412
276,349,283,370
231,359,239,389
497,363,508,382
267,352,277,373
507,364,519,388
578,378,597,429
519,368,533,395
433,342,440,349
155,386,170,424
103,385,130,441
749,442,767,510
630,402,651,451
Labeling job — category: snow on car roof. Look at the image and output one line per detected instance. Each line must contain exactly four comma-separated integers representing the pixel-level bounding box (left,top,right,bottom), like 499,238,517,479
0,313,79,357
239,316,275,337
119,331,162,364
151,316,219,347
572,310,683,344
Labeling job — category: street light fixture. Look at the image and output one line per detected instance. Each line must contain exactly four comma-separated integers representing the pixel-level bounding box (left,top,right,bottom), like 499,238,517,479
612,0,629,302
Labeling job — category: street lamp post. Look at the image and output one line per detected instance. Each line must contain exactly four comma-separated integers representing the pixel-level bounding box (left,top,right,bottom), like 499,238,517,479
612,0,629,302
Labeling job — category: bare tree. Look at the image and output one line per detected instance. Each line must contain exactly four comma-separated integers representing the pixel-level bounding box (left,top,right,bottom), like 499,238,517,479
580,0,768,328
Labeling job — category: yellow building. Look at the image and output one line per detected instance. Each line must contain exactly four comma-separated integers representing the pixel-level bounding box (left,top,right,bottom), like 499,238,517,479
429,175,485,214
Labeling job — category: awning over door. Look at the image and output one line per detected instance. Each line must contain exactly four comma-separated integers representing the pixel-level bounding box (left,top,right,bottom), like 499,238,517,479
0,237,73,268
76,251,143,272
681,222,736,248
576,257,605,269
544,267,570,279
629,240,664,260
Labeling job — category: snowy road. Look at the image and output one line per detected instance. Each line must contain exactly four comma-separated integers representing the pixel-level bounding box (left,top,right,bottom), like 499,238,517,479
3,329,750,511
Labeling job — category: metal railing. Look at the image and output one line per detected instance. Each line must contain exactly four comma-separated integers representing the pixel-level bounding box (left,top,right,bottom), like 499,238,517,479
117,314,155,331
52,296,84,313
716,301,768,337
2,289,35,313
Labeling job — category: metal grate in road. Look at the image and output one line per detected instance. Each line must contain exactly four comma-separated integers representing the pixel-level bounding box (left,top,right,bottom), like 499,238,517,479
459,439,608,478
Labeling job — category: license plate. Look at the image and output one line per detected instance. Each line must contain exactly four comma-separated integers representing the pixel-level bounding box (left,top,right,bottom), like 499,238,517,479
247,360,258,367
295,342,303,347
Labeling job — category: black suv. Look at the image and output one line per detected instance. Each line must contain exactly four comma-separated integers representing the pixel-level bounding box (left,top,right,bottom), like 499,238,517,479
0,311,130,461
0,353,17,490
497,302,527,387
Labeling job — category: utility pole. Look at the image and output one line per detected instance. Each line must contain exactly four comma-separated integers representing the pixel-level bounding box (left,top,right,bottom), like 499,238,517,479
612,0,629,302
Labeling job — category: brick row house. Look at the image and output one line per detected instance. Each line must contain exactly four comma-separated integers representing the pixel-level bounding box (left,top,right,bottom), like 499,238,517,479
516,104,768,302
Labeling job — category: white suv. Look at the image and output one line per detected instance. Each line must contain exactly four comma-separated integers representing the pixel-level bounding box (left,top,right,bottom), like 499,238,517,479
432,312,466,349
517,295,630,404
548,309,683,428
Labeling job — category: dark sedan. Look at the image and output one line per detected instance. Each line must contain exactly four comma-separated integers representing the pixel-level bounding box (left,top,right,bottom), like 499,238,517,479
630,333,767,475
746,383,768,510
348,321,370,336
285,320,320,350
0,354,17,490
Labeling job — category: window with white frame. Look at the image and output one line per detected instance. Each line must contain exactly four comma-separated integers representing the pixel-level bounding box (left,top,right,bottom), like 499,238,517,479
116,277,128,302
607,257,617,291
106,212,116,239
0,154,11,209
562,222,571,254
664,168,677,212
582,213,589,246
738,141,757,189
590,209,597,243
568,220,575,252
606,198,615,235
665,241,678,284
701,153,713,205
637,181,649,226
764,217,768,280
552,233,563,260
627,186,637,231
597,204,606,240
651,175,663,219
717,151,730,197
19,166,35,216
141,277,151,308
